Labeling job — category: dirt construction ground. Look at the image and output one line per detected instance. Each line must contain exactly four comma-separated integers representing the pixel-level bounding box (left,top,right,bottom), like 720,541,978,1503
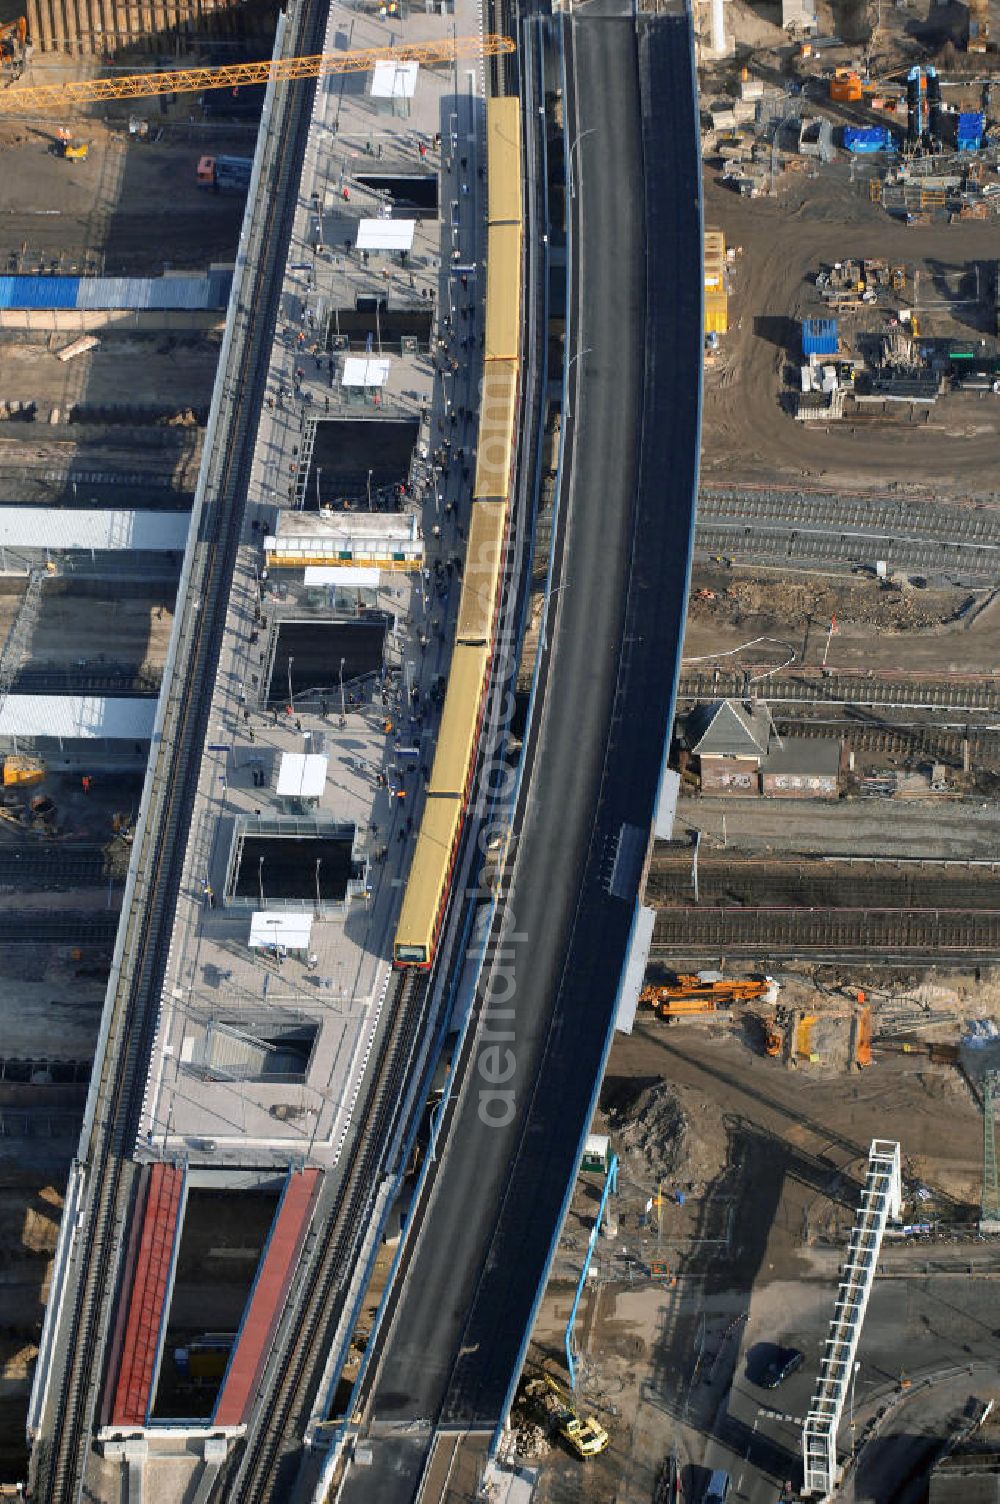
521,1008,991,1504
701,166,1000,499
682,567,1000,676
0,115,249,275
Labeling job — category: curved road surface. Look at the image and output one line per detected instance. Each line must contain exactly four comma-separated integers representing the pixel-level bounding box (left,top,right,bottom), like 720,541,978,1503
340,6,701,1498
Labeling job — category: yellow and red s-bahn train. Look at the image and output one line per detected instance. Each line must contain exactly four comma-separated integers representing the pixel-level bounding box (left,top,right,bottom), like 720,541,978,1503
393,95,523,969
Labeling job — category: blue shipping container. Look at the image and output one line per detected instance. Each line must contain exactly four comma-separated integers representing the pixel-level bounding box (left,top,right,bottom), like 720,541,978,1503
957,110,983,150
842,126,892,154
802,318,838,358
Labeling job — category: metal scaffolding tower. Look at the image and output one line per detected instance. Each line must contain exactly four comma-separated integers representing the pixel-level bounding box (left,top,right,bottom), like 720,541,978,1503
0,566,45,707
981,1072,1000,1231
802,1139,901,1497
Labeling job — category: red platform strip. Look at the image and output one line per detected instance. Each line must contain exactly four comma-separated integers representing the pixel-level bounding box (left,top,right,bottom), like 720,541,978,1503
214,1169,320,1427
111,1163,185,1426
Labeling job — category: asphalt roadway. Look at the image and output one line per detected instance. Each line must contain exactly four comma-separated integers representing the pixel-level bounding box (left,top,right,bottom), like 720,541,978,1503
339,7,701,1499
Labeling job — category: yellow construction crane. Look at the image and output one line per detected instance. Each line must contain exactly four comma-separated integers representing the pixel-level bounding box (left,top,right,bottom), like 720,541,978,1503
0,33,514,113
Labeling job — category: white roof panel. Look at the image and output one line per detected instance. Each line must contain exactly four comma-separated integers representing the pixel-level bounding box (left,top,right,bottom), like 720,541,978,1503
0,695,156,740
249,912,314,949
370,60,418,98
0,508,189,552
303,567,381,586
341,356,391,388
276,752,328,798
356,218,416,251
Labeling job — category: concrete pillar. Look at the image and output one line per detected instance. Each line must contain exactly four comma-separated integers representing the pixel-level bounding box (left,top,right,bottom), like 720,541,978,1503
57,0,70,53
70,0,86,55
710,0,725,54
111,0,127,47
34,0,54,54
98,0,115,53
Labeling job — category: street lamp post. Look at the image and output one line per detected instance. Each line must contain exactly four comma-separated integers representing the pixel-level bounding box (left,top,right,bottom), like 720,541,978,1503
367,468,373,510
540,582,571,654
287,655,294,710
565,346,592,422
315,857,322,913
258,855,265,908
315,464,323,509
567,127,596,200
339,656,346,720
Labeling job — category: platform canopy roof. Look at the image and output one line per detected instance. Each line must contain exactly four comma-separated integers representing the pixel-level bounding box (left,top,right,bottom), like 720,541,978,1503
370,59,418,98
0,695,156,740
248,912,313,950
303,566,381,586
0,508,188,552
276,752,328,799
356,218,416,252
341,356,391,388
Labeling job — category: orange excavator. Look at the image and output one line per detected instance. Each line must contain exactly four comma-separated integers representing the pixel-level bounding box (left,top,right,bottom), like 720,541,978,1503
641,973,779,1020
0,17,27,78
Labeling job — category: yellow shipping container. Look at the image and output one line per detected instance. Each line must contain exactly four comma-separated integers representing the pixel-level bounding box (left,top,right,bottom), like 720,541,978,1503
487,97,522,226
705,290,729,335
704,228,726,261
485,222,522,362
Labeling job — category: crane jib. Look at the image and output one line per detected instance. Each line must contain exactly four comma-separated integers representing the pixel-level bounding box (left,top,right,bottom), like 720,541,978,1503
0,34,516,113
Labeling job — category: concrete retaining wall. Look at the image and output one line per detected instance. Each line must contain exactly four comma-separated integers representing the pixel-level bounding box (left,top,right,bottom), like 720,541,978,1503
0,309,225,332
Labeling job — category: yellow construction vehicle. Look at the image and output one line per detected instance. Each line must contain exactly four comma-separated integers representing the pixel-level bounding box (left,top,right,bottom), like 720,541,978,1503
524,1375,609,1459
51,127,88,160
641,973,779,1020
0,34,514,114
794,1013,817,1061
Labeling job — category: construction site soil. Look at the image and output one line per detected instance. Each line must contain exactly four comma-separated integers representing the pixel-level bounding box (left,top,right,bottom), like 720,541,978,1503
523,1006,990,1503
0,333,221,416
684,567,1000,676
0,118,249,275
701,169,1000,498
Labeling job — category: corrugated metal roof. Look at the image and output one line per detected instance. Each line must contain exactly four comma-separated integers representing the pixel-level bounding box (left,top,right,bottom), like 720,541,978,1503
0,696,156,740
0,508,189,551
0,276,79,310
76,273,232,310
0,273,232,311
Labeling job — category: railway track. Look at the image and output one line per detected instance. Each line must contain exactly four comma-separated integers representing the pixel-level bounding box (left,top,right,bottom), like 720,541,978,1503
677,668,1000,714
0,844,115,889
698,487,1000,546
0,913,117,945
693,520,1000,578
229,970,431,1501
29,8,313,1498
651,905,1000,960
647,856,1000,911
10,666,160,696
768,717,1000,764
